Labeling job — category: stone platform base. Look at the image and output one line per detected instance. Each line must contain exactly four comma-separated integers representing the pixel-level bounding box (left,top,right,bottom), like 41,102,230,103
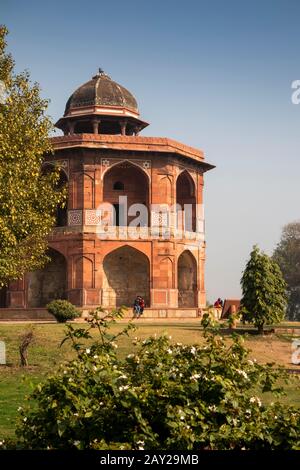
0,307,202,321
0,308,55,321
82,307,201,319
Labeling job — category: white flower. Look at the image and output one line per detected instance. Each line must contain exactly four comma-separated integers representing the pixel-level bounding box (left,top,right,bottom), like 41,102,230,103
127,354,134,359
118,374,127,380
167,348,173,355
74,440,81,446
17,407,23,412
190,346,197,355
93,366,98,371
137,440,145,450
86,348,91,354
248,360,254,366
0,441,4,446
208,405,217,412
111,342,118,349
63,370,67,374
93,355,98,359
74,413,79,417
119,385,130,391
250,396,262,407
190,373,201,382
68,377,73,382
23,417,27,422
236,369,248,379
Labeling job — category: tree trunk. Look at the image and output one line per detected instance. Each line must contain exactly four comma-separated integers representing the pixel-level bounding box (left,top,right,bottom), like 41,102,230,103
257,324,264,335
19,347,28,367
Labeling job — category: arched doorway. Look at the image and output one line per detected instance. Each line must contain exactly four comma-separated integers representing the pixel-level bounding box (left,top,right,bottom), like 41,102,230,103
103,162,149,226
27,248,67,307
176,171,196,232
102,246,150,307
178,250,197,307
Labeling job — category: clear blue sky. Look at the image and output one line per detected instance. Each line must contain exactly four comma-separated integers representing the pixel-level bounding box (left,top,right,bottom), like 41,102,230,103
3,0,300,302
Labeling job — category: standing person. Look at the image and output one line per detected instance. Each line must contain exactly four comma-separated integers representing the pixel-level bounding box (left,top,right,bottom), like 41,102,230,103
133,297,141,318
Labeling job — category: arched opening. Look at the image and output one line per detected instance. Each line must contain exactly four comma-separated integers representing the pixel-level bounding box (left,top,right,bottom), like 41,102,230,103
56,171,68,226
42,164,68,227
102,246,150,307
178,250,197,307
176,171,196,232
0,286,7,308
103,162,149,226
27,248,67,307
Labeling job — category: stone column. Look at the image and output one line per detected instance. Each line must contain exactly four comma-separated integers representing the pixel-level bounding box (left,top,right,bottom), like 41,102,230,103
68,120,75,135
120,120,127,136
92,119,99,134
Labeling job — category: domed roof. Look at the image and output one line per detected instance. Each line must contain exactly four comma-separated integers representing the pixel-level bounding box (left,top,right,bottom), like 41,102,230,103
64,69,139,116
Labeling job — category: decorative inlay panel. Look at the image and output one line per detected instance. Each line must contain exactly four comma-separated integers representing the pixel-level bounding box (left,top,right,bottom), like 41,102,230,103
68,210,82,226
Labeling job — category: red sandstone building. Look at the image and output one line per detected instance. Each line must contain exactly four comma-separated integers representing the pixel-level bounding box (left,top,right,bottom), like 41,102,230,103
0,70,214,318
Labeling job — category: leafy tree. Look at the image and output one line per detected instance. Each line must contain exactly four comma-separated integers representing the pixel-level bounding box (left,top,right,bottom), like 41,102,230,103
241,245,287,333
273,221,300,321
12,308,300,450
0,26,66,286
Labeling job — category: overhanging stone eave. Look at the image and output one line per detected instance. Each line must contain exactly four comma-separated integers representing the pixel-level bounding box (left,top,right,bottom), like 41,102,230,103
50,134,208,162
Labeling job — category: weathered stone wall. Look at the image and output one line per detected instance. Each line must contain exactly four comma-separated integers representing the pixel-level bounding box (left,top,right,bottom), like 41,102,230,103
178,250,197,307
102,245,150,307
27,249,67,307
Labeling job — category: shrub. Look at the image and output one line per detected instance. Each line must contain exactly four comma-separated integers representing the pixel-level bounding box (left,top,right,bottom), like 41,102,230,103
46,299,81,323
15,308,300,450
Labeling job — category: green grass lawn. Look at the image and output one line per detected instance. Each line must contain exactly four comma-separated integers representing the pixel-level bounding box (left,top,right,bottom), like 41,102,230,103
0,322,300,439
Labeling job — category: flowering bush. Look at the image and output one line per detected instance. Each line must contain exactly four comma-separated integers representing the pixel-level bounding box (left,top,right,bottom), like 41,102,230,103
46,300,81,323
14,307,300,450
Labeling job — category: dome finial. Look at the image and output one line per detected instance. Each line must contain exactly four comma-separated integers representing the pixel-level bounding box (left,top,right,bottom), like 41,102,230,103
93,67,109,79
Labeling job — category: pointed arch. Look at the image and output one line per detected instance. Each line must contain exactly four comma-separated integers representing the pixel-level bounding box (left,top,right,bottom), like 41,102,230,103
74,256,94,289
103,161,149,227
102,245,150,307
177,250,197,307
83,173,95,209
42,163,68,226
158,257,173,289
176,170,196,232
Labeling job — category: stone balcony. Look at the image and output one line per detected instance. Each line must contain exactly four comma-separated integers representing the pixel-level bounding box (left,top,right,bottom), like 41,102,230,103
50,209,205,242
52,224,205,242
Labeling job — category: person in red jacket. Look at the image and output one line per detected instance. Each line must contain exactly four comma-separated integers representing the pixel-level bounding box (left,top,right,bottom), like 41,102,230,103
138,296,145,315
214,298,223,309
